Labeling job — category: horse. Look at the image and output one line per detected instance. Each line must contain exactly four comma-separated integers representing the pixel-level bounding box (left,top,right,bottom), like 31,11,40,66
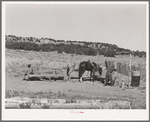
78,61,102,83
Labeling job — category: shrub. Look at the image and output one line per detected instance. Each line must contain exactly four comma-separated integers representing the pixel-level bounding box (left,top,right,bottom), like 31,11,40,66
42,103,50,109
58,50,63,54
6,42,39,51
88,48,97,56
19,102,31,109
104,49,116,57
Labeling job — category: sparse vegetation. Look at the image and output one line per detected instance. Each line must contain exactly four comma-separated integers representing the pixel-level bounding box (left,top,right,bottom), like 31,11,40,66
104,48,116,57
19,102,31,109
5,35,146,109
5,89,146,109
5,35,146,57
5,90,19,98
42,103,50,109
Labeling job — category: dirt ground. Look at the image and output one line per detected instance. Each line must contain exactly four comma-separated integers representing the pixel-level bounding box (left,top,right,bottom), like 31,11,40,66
5,49,146,109
6,74,146,109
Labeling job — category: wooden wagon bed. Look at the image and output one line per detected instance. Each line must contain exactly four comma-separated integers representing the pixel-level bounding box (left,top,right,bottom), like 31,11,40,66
24,69,107,82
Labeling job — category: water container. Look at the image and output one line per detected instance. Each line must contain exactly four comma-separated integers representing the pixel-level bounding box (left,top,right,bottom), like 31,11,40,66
131,71,140,87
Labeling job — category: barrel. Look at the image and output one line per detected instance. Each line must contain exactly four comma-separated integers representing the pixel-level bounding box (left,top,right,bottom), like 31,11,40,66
131,71,140,87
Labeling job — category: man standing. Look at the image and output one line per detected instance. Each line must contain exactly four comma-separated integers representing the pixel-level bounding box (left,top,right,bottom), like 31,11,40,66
104,64,117,86
66,55,76,80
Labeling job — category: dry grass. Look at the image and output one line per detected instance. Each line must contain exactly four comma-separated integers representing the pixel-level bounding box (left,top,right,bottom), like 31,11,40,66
5,49,146,88
5,49,146,76
5,89,145,109
5,49,146,109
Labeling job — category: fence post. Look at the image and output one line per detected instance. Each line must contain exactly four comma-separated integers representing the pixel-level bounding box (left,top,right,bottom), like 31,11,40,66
129,53,132,86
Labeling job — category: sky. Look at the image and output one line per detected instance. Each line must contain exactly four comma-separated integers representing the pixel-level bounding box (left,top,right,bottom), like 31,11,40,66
5,2,148,51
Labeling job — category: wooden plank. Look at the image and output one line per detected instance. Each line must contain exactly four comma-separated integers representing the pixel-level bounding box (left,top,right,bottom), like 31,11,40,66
70,77,79,79
29,74,65,78
27,74,66,81
29,74,52,77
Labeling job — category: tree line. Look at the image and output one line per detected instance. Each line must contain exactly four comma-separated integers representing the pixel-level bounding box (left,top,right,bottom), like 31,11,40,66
5,35,146,57
5,41,146,58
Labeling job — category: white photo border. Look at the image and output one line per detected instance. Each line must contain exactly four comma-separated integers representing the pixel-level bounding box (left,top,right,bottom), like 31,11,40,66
2,1,149,121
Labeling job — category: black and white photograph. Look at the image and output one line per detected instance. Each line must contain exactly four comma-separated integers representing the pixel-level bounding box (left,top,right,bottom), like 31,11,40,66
2,1,149,120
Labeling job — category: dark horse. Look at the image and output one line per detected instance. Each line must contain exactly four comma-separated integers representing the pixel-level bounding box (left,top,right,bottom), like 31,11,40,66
79,61,102,82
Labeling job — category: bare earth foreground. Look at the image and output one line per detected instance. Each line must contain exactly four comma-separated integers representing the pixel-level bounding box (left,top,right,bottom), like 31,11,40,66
6,75,146,109
5,49,146,109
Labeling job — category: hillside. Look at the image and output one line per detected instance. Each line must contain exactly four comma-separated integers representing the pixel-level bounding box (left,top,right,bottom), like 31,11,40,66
5,35,146,57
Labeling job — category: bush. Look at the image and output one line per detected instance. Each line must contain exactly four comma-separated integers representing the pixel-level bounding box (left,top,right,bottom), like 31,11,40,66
88,48,97,56
19,102,31,109
6,42,39,51
133,50,146,58
42,103,50,109
76,49,84,55
58,50,63,54
104,49,116,57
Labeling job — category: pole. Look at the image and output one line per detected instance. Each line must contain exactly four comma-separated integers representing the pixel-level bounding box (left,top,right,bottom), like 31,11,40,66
129,53,132,86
